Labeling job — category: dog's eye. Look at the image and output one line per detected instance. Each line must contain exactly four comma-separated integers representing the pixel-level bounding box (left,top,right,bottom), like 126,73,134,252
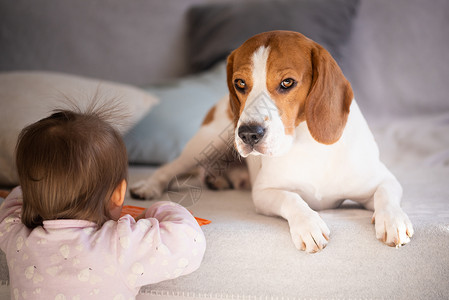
234,79,246,92
280,78,295,90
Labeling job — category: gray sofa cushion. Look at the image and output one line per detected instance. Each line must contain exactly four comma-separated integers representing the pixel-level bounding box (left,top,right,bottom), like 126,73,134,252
187,0,359,72
0,0,191,85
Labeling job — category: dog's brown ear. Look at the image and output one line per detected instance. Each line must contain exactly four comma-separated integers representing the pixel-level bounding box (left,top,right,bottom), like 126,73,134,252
305,45,353,144
226,51,240,127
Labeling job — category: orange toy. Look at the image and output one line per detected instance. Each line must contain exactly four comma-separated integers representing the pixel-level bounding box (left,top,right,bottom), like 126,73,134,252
121,205,211,226
0,190,10,199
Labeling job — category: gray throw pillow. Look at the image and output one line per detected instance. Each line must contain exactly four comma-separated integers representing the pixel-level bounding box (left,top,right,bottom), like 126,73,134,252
187,0,359,72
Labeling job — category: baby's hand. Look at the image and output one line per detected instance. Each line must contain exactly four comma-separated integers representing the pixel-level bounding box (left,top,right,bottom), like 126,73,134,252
134,209,148,221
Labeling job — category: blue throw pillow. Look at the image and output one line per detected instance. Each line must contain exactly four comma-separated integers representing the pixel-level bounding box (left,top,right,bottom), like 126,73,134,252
124,63,227,164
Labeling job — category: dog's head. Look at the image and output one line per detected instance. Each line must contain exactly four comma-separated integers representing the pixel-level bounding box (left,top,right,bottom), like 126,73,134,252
227,31,353,157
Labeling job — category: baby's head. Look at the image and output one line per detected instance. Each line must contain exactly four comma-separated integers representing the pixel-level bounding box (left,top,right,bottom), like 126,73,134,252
15,107,128,228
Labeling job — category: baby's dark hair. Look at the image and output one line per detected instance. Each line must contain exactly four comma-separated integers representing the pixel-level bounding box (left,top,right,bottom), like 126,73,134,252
15,106,128,228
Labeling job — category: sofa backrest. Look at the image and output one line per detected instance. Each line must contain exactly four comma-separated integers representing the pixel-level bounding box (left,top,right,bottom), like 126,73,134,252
1,0,448,117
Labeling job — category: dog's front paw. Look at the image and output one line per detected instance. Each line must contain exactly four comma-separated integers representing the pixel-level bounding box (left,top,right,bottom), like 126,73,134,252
372,207,414,247
288,212,330,253
129,179,164,200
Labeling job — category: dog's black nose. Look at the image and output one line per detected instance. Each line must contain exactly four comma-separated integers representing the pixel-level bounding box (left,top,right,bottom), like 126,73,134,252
238,125,266,146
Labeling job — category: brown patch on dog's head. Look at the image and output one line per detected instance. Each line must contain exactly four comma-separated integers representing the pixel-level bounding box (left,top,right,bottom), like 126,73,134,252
226,50,246,127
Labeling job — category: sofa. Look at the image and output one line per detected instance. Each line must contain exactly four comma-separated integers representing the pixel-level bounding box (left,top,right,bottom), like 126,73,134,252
1,0,448,298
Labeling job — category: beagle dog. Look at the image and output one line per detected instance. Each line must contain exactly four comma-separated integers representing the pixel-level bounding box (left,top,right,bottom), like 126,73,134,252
130,31,414,252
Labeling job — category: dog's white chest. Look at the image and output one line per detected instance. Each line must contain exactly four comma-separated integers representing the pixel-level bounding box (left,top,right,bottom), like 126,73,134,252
248,142,345,210
247,113,380,211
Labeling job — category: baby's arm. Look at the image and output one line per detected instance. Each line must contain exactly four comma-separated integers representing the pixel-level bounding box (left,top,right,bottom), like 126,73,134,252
116,201,206,289
0,187,23,250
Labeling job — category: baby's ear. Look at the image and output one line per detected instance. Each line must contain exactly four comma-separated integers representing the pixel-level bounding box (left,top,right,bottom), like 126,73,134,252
111,179,127,207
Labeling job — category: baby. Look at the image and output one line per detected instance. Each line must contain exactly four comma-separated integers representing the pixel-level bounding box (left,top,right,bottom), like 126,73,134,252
0,106,206,299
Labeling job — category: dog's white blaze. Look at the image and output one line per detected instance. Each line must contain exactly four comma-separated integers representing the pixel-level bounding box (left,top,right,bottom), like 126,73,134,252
238,46,271,125
249,46,270,108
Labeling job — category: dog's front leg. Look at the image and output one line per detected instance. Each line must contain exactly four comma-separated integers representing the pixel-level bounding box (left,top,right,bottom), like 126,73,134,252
369,177,414,247
129,155,195,200
253,187,330,253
